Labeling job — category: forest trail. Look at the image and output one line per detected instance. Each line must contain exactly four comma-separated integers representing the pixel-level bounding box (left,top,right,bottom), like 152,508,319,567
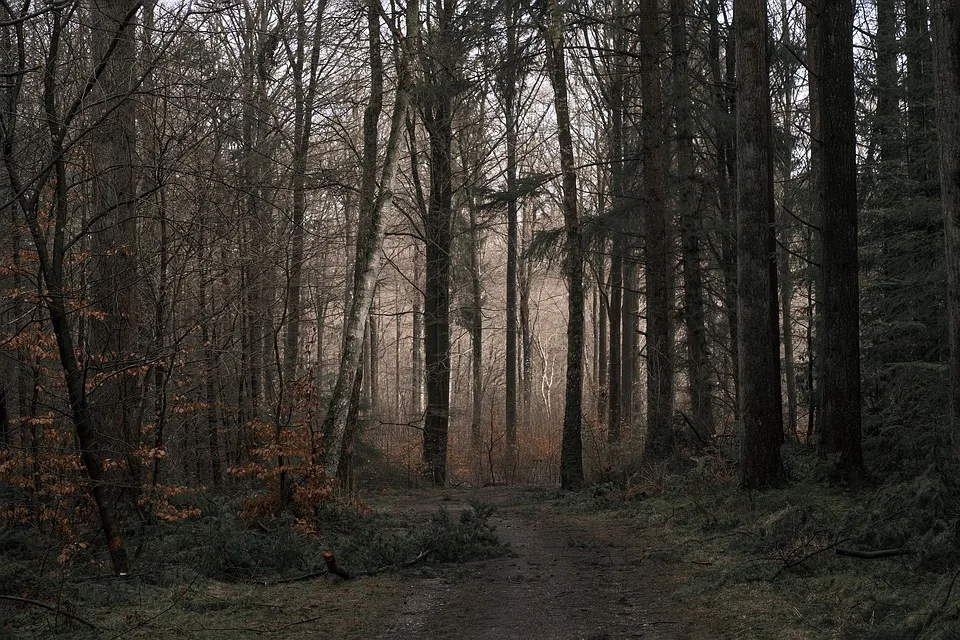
373,486,710,640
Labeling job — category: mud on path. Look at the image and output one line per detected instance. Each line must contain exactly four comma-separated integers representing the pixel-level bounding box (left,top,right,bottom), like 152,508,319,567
373,486,711,640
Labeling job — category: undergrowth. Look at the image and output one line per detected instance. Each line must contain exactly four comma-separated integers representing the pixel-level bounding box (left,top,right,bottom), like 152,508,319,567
1,495,505,637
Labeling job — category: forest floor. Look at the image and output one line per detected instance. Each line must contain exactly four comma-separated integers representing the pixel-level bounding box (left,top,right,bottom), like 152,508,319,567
371,485,710,639
3,485,713,640
7,472,951,639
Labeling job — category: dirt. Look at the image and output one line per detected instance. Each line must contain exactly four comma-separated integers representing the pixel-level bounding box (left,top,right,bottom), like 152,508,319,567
371,486,713,640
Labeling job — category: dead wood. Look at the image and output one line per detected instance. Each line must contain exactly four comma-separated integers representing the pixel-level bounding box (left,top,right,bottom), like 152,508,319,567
323,551,353,579
835,547,911,559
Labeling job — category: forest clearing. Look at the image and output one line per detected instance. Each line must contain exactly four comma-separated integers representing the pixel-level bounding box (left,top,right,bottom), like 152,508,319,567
3,0,960,637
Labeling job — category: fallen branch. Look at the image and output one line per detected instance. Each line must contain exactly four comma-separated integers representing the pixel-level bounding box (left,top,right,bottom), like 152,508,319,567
0,595,97,629
270,569,330,585
772,537,851,579
835,547,911,559
366,548,433,576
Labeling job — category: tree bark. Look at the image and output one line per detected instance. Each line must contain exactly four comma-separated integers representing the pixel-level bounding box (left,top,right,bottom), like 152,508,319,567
421,0,457,486
931,0,960,458
87,0,143,504
640,0,673,457
502,0,521,472
735,0,784,489
816,0,863,474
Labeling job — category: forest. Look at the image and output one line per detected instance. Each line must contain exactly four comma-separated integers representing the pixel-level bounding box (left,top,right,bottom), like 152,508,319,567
2,0,960,636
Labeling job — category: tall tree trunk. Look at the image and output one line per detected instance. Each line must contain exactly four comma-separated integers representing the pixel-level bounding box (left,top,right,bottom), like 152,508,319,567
421,0,456,487
544,0,584,490
621,258,638,434
672,0,715,441
283,0,327,387
640,0,673,457
932,0,960,459
778,0,798,440
88,0,142,506
735,0,784,489
816,0,863,474
502,0,520,474
806,2,824,440
597,260,608,426
709,0,740,418
323,0,417,479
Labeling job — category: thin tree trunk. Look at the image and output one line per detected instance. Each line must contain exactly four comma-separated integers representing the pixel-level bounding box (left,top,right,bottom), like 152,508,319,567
806,2,824,439
672,0,715,441
608,244,623,441
778,0,798,440
469,197,483,479
544,0,584,490
875,0,901,176
906,0,936,187
502,0,520,474
709,0,740,418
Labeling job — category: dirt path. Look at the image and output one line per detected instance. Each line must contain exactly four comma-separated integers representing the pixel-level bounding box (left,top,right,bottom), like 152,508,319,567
374,486,710,640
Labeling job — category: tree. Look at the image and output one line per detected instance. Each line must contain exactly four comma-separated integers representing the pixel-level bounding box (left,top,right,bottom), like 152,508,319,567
543,0,585,490
639,0,673,457
672,0,715,442
421,0,459,486
816,0,863,474
932,0,960,458
735,0,784,489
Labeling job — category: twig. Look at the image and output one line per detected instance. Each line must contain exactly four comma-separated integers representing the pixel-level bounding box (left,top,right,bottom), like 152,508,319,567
772,537,851,579
942,566,960,609
835,547,911,559
0,595,97,629
678,411,709,445
366,548,433,576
